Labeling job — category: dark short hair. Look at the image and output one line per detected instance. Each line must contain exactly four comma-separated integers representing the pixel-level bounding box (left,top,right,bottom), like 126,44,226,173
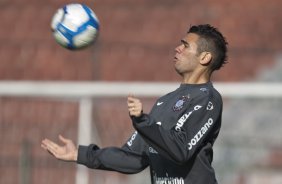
188,24,228,71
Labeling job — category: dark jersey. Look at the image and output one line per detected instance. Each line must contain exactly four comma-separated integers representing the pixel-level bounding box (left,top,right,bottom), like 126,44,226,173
77,82,222,184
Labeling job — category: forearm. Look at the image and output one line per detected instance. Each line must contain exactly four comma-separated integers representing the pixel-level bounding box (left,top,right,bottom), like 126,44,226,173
77,144,149,174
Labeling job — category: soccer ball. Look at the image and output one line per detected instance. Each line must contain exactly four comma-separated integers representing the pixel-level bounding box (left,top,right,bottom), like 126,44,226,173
51,3,100,50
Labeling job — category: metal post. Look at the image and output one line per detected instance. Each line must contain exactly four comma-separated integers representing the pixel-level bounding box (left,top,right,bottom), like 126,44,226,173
76,98,92,184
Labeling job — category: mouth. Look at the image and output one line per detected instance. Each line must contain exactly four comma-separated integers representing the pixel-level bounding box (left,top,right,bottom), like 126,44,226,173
173,56,178,63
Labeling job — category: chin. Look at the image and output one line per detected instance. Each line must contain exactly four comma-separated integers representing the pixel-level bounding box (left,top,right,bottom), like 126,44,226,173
174,67,183,76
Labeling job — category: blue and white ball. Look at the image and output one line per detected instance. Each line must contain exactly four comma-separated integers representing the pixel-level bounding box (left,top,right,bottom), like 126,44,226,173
51,4,100,50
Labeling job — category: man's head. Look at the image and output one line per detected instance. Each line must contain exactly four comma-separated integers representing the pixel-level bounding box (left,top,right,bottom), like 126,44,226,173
187,24,228,72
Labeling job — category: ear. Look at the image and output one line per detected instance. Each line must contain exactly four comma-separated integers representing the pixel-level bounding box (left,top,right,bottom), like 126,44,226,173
199,52,212,65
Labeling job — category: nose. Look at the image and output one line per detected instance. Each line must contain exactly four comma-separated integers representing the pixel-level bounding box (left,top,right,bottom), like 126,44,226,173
175,44,184,53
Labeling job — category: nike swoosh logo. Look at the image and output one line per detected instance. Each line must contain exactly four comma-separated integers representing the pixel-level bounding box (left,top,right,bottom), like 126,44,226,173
157,102,163,106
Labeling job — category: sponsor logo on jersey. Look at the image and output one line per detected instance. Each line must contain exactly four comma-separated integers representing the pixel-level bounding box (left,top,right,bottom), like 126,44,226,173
200,87,207,92
127,131,138,146
149,147,158,154
206,101,214,110
157,102,164,106
200,87,209,94
175,105,202,131
173,95,190,111
153,172,184,184
156,121,162,126
188,118,213,150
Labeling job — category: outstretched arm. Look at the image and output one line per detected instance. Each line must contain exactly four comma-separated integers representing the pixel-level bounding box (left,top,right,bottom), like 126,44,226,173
41,133,149,174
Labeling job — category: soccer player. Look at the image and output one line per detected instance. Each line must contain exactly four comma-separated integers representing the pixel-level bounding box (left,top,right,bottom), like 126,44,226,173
41,24,228,184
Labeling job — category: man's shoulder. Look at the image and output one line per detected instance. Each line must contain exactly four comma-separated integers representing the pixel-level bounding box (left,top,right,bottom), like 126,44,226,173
190,84,222,104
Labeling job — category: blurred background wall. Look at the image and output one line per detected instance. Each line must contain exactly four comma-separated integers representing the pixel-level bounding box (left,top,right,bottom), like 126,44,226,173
1,0,282,184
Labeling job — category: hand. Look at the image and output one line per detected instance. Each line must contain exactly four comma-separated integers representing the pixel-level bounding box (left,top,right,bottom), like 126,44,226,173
127,95,143,117
41,135,78,162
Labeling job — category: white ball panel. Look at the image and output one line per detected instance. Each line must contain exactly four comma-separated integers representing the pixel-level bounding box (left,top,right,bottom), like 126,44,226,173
73,26,98,48
63,4,89,32
53,31,69,47
51,9,64,30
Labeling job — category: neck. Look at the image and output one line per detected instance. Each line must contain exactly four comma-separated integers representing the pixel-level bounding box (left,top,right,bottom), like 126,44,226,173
181,70,211,84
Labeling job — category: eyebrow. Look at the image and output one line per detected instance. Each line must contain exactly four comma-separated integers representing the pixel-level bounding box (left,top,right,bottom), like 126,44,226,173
181,39,189,46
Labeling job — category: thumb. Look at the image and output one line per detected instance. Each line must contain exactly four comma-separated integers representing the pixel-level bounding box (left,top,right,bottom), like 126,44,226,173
59,135,69,144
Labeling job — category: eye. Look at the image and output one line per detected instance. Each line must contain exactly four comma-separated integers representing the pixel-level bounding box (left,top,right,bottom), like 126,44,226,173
181,40,189,48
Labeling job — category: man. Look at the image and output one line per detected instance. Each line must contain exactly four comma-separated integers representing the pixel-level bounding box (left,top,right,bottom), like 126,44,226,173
41,24,228,184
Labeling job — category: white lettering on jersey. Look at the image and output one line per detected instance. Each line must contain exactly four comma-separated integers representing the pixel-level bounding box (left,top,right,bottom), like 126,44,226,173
149,147,158,154
175,105,202,131
153,172,184,184
188,118,213,150
127,131,138,146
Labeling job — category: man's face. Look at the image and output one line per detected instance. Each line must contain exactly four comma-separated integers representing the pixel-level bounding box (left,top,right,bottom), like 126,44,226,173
173,33,201,76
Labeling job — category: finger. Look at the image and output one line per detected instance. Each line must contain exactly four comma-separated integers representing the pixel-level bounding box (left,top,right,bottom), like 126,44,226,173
127,97,133,104
41,140,57,155
42,139,60,150
127,103,136,109
128,100,137,110
129,108,135,113
130,104,140,110
42,139,57,147
46,145,60,158
45,145,70,161
41,139,50,148
41,143,48,150
59,135,69,144
127,96,138,103
128,99,141,107
44,140,63,154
